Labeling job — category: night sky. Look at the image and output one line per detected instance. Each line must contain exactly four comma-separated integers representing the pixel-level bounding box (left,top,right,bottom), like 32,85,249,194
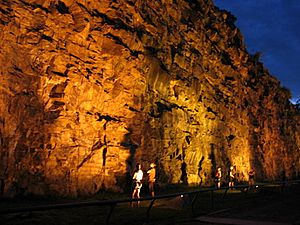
213,0,300,103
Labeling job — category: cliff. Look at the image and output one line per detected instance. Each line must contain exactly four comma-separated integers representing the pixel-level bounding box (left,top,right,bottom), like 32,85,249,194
0,0,299,196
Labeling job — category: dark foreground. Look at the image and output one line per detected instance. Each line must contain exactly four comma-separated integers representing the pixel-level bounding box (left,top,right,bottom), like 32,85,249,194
0,184,300,225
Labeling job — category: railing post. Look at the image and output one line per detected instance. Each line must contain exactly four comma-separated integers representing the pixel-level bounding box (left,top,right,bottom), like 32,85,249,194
146,199,156,224
211,189,214,209
191,192,199,216
106,203,116,225
222,188,229,203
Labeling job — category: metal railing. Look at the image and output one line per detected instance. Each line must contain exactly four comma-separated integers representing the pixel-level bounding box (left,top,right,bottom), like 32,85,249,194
0,180,299,225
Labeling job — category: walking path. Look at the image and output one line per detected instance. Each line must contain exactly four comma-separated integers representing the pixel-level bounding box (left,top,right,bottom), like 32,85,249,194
194,216,291,225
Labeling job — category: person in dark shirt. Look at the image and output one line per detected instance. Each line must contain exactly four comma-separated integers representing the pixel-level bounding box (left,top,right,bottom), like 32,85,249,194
215,167,222,189
248,168,255,188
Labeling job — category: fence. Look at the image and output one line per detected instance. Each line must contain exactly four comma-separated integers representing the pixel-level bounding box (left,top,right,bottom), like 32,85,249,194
0,180,299,225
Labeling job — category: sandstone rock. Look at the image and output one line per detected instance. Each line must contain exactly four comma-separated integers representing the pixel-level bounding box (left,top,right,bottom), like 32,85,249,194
0,0,299,197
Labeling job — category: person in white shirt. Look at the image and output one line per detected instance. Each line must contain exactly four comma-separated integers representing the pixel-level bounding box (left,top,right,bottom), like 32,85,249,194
132,163,143,204
228,166,235,189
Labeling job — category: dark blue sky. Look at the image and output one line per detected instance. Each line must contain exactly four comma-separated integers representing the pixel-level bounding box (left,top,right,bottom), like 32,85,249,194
213,0,300,103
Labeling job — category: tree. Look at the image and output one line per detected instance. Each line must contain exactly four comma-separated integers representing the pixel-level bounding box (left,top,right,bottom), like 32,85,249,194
295,98,300,112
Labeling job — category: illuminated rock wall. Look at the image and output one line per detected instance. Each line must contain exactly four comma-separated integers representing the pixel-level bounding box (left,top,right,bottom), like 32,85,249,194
0,0,299,196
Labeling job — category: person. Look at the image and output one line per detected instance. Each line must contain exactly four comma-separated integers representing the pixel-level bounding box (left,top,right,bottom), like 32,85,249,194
248,168,255,188
215,167,222,189
147,163,156,197
228,166,235,189
131,163,143,205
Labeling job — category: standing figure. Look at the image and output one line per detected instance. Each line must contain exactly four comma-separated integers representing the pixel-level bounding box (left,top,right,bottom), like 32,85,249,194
248,168,255,188
147,163,156,197
228,166,235,189
132,163,143,205
215,167,222,189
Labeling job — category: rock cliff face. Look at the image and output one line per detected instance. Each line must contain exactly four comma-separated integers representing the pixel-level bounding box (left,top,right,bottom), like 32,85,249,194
0,0,299,196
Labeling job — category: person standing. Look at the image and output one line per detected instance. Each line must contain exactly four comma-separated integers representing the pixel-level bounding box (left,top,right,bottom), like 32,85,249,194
228,166,235,189
248,168,255,188
147,163,156,197
215,167,222,189
132,163,143,205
